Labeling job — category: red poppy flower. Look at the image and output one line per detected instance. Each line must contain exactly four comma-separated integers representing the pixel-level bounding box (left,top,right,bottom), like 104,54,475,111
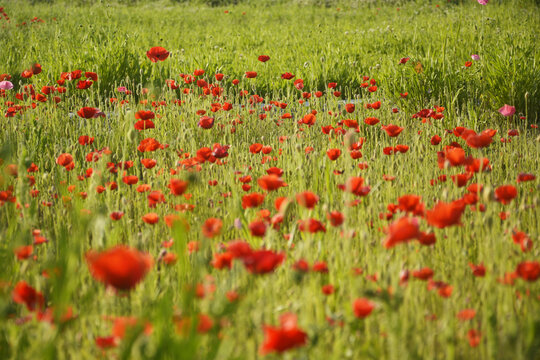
451,173,471,187
141,158,157,169
212,252,234,270
353,298,375,318
345,103,355,113
65,70,82,80
292,259,310,273
281,72,295,80
383,216,420,248
349,150,362,159
466,263,485,277
202,218,223,238
511,230,532,252
12,281,45,311
138,138,164,152
467,329,481,347
168,178,188,196
242,192,265,209
193,69,205,76
412,267,434,280
242,249,284,274
226,240,252,259
315,283,334,296
248,143,263,155
95,336,118,349
425,200,465,228
295,191,319,209
249,220,267,237
345,176,371,196
261,313,307,354
142,213,159,224
494,185,517,204
122,175,138,185
312,261,328,273
198,116,214,129
431,135,442,145
77,80,93,89
56,153,74,167
427,279,453,298
270,198,287,213
364,117,380,125
40,86,53,95
25,163,38,174
78,135,94,146
343,119,359,129
145,192,165,209
195,314,213,333
457,309,476,321
110,211,124,221
31,63,42,75
302,113,316,126
21,70,33,78
399,57,410,64
77,107,100,119
516,173,536,183
382,124,404,137
395,144,409,153
238,175,252,184
443,146,467,167
397,194,424,215
86,245,152,291
135,110,155,120
146,47,170,62
327,211,344,226
83,71,97,81
258,55,270,62
298,218,326,233
465,132,493,148
327,148,341,160
516,261,540,281
258,175,285,191
15,245,33,260
245,71,257,78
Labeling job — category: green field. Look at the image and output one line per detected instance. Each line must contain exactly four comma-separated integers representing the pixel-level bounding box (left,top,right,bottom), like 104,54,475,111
1,0,539,359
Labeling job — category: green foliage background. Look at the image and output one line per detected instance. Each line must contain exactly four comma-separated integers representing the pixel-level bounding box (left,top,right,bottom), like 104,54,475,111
0,1,539,359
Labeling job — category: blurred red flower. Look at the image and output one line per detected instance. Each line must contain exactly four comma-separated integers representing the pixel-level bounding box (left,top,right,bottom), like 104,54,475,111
86,246,152,291
261,313,307,354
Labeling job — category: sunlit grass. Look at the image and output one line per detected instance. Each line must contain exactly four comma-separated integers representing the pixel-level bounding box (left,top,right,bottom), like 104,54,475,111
0,1,539,359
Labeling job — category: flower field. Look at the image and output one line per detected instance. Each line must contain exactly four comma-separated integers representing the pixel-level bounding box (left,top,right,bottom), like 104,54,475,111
0,0,539,359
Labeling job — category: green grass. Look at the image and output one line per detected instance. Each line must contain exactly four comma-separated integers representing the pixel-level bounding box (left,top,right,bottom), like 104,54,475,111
0,0,539,359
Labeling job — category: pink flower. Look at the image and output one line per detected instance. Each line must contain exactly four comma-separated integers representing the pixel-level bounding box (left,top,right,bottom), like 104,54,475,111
477,0,489,4
0,81,13,90
117,86,127,93
471,54,480,61
498,104,516,117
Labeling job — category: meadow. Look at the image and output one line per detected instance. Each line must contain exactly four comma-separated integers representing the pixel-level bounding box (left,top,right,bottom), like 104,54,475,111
0,0,539,359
